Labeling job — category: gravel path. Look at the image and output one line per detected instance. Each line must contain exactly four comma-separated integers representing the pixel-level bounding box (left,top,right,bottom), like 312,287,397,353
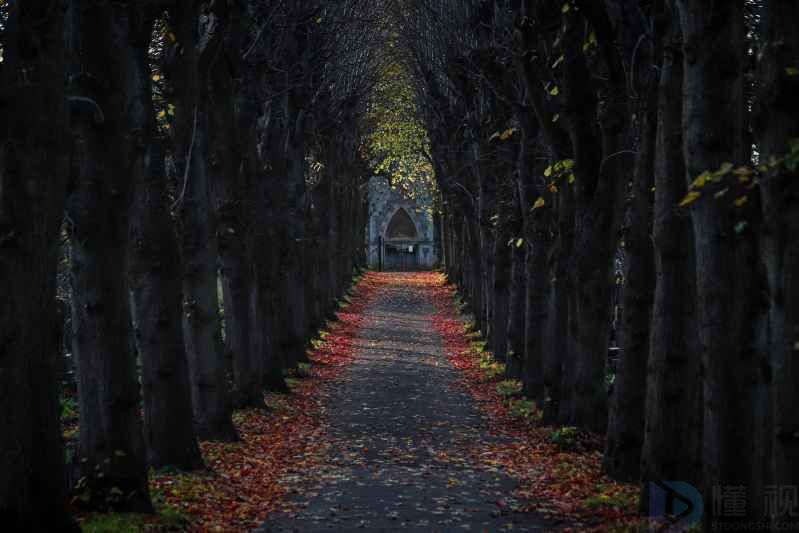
257,273,556,532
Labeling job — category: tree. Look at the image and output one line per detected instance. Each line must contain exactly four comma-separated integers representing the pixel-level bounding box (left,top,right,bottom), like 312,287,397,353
129,18,204,466
65,0,153,511
755,1,799,527
168,1,237,441
677,0,769,525
0,0,77,528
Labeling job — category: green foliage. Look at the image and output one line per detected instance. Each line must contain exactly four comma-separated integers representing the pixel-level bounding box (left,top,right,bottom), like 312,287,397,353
363,63,437,203
496,379,523,397
583,485,638,510
471,340,487,354
265,395,291,413
550,426,580,451
295,362,311,378
310,337,325,350
61,396,79,422
81,513,148,533
533,159,576,211
478,351,506,381
678,139,799,213
508,398,542,422
81,504,190,533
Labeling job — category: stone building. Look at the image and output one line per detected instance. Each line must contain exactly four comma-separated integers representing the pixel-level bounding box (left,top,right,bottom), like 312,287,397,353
366,176,437,270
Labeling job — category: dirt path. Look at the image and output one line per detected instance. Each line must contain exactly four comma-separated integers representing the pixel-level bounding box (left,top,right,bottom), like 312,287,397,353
257,273,556,532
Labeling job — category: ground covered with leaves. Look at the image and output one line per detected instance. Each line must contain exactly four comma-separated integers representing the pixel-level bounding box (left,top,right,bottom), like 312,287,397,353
427,273,643,531
78,275,379,532
78,271,643,532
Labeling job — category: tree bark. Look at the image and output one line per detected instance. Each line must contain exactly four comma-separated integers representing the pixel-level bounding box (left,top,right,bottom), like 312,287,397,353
65,0,152,511
171,2,237,441
129,34,203,469
505,184,526,379
604,73,656,482
677,1,768,525
208,3,262,409
491,186,512,366
639,4,702,509
755,2,799,525
0,1,77,528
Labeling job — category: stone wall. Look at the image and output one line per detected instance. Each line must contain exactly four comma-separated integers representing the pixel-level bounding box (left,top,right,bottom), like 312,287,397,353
367,176,437,268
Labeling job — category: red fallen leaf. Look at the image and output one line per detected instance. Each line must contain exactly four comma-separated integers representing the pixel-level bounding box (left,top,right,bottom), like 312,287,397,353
143,274,380,531
423,272,643,531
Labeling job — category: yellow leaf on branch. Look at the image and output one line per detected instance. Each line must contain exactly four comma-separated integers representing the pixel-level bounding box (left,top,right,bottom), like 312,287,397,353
679,191,701,207
691,171,711,189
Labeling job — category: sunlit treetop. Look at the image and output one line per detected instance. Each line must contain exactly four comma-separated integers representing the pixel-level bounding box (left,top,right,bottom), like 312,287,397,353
362,61,437,204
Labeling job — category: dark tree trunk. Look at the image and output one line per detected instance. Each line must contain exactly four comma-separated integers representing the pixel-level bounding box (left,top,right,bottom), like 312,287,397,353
677,1,768,525
466,216,484,331
515,126,553,404
567,115,628,433
478,162,496,343
491,198,512,366
129,38,203,470
208,4,262,409
130,141,203,469
523,223,554,403
505,185,526,379
0,2,77,528
555,4,630,433
171,3,237,442
266,88,310,372
279,117,310,368
756,2,799,523
65,0,152,511
251,212,285,393
251,97,287,392
546,189,575,425
604,74,657,483
640,5,702,510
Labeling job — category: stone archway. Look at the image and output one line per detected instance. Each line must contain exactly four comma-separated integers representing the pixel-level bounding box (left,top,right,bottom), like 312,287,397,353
385,208,418,240
381,207,422,270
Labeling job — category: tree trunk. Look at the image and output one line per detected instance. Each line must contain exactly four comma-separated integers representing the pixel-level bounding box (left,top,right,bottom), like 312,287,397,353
505,185,526,379
756,2,799,525
604,75,657,482
129,52,203,470
466,216,484,331
567,125,628,433
208,5,262,409
677,1,768,525
523,224,554,403
0,1,77,528
547,187,575,425
640,5,702,510
65,0,152,511
491,201,512,366
172,4,237,441
279,115,309,368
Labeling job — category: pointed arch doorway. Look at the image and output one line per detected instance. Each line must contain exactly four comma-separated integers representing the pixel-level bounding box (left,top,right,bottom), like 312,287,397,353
382,208,420,270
